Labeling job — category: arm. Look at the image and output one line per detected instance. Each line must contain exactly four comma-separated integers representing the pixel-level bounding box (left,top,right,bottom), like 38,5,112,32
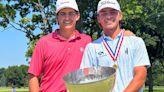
124,37,150,92
28,39,45,92
124,66,147,92
29,74,40,92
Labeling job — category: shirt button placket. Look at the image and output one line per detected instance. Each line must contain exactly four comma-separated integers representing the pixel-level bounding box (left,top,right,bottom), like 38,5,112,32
67,42,72,54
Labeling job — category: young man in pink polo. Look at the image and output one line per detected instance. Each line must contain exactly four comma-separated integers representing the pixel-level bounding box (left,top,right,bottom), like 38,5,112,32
28,0,91,92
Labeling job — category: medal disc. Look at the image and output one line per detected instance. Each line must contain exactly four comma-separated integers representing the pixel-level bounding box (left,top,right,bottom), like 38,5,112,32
113,64,118,69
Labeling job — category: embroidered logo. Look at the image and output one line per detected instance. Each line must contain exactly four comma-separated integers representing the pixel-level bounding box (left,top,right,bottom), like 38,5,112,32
80,47,84,52
125,48,128,54
98,51,104,56
97,51,107,57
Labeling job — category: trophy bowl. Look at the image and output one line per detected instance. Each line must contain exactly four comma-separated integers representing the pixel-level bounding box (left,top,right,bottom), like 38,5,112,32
63,67,116,92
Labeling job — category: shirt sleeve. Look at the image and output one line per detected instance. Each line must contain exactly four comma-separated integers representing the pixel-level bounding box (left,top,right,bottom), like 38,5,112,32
133,38,151,68
28,39,45,77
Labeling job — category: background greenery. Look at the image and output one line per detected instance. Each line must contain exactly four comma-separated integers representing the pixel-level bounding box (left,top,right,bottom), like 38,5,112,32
0,0,163,91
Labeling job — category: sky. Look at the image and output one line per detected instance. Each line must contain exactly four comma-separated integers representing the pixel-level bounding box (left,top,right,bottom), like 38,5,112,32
0,0,30,68
0,1,59,68
0,27,29,68
0,26,59,68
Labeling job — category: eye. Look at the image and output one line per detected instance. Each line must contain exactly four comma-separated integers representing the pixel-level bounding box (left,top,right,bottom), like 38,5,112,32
110,11,117,14
69,12,77,16
100,12,108,16
58,11,77,18
59,12,66,16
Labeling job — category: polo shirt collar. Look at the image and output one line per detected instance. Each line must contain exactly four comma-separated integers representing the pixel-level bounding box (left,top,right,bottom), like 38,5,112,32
52,29,81,41
102,30,122,41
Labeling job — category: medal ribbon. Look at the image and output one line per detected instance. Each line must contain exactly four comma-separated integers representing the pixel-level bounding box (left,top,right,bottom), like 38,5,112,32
102,30,124,62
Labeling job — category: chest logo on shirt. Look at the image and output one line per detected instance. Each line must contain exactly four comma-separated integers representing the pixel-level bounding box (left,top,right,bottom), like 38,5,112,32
125,48,128,55
80,47,84,52
97,51,107,57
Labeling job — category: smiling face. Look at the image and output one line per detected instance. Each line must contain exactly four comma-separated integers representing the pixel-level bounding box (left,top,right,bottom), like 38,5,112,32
97,8,122,31
57,8,80,31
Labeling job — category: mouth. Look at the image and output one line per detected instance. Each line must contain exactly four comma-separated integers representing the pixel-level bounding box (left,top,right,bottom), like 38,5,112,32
63,21,73,25
104,18,115,24
104,21,113,25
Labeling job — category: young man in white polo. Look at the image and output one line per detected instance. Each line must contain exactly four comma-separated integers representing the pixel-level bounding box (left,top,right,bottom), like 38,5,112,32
80,0,150,92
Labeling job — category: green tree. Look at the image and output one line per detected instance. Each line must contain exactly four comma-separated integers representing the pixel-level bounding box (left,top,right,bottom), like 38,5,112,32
0,68,5,78
0,74,7,87
152,60,164,86
4,65,28,87
0,68,6,86
19,65,29,86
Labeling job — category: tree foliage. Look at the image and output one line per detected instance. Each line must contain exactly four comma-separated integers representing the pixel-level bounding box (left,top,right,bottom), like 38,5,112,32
0,65,29,87
0,68,6,86
121,0,164,63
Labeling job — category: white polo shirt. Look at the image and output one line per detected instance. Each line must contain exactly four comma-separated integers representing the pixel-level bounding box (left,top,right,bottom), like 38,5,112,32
80,31,151,92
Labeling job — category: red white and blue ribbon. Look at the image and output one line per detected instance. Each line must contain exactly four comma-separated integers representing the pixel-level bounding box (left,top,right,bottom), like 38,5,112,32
102,30,124,62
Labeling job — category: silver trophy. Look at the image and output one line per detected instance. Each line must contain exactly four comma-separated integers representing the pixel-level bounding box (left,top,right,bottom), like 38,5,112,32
63,67,116,92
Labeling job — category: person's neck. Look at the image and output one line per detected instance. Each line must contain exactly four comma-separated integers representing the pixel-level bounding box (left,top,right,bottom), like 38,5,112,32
104,27,121,40
58,28,76,39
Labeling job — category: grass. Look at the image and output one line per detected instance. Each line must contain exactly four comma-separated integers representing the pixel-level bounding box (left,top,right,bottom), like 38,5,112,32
0,86,163,92
0,87,28,92
144,86,164,92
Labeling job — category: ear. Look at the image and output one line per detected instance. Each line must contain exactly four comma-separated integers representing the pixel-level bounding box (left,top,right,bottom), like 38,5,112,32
56,14,59,23
97,15,101,24
76,12,80,21
119,12,123,21
97,15,102,29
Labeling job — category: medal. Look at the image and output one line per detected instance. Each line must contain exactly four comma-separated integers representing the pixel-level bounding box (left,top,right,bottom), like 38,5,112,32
113,64,118,69
113,59,118,69
102,30,124,69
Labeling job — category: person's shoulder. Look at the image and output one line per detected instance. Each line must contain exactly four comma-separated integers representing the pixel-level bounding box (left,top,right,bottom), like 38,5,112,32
79,33,92,42
128,36,144,41
92,36,102,43
39,32,54,41
86,37,102,46
80,33,91,39
125,36,145,45
36,32,54,45
84,37,103,52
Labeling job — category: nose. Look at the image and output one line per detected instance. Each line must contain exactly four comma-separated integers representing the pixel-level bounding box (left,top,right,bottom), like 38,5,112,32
105,14,112,19
62,13,73,21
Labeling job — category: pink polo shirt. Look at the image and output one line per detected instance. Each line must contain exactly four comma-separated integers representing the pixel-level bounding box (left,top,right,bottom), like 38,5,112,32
28,29,91,92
